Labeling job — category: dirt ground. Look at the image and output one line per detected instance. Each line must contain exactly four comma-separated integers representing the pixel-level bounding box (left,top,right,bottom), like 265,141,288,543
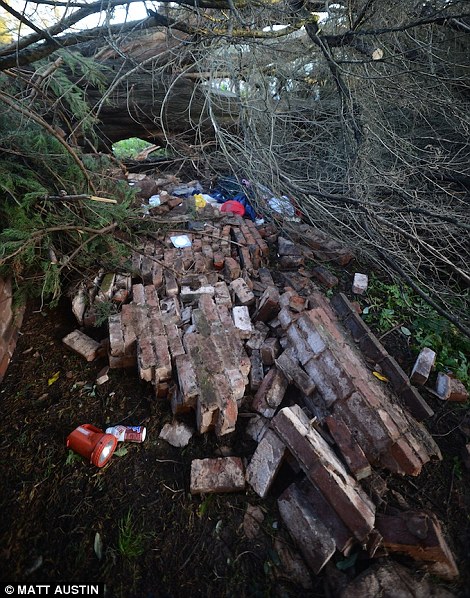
1,289,469,597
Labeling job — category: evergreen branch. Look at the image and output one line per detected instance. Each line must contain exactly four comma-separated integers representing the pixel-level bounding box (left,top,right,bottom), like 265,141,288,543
0,90,96,194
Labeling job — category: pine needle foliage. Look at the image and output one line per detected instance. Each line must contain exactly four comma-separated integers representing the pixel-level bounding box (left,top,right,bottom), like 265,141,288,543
0,53,139,306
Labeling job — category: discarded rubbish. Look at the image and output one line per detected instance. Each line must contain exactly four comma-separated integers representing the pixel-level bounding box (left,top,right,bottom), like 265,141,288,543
170,235,192,248
106,425,147,442
172,182,203,197
193,194,207,209
148,194,161,207
220,200,245,216
268,196,295,217
66,424,117,467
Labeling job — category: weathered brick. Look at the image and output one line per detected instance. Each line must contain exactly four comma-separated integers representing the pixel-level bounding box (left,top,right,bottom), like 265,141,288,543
311,266,339,289
252,368,288,418
352,273,368,295
246,430,287,498
272,405,375,540
230,278,255,306
286,324,315,365
232,306,253,339
375,511,459,581
224,257,240,281
279,255,305,270
258,268,274,287
164,322,185,359
325,415,371,480
278,236,301,256
164,271,179,297
343,312,369,342
131,283,145,305
159,421,194,447
108,313,125,357
62,330,101,362
190,457,245,494
180,285,215,304
175,353,199,408
436,373,469,402
252,286,281,322
400,385,434,420
410,347,436,385
213,281,232,308
278,482,336,574
381,356,409,392
249,350,264,392
144,284,159,308
358,332,388,363
153,335,172,381
296,313,328,356
275,350,315,396
260,337,281,366
137,329,156,382
330,292,355,320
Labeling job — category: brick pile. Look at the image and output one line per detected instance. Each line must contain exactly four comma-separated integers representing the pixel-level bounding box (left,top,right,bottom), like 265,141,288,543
64,205,457,582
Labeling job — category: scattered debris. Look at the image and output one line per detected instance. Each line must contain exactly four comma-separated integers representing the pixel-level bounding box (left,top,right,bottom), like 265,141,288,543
105,425,146,442
352,273,368,295
96,366,109,385
436,372,469,402
62,330,101,362
410,347,436,385
190,457,246,494
242,504,264,540
159,421,194,447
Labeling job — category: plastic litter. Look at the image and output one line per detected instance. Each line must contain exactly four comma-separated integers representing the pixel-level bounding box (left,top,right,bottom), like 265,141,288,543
268,196,295,217
106,425,147,443
170,235,192,248
148,194,161,207
220,200,245,216
193,194,207,209
172,182,203,197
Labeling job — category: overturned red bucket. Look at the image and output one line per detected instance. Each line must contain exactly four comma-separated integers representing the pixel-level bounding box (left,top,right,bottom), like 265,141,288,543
66,424,117,468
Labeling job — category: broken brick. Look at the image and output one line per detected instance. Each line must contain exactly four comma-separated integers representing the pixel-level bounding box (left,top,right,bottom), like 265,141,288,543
252,368,288,418
436,373,469,402
252,286,281,323
190,457,245,494
278,482,336,574
410,347,436,385
260,337,281,366
230,278,255,306
246,429,287,498
224,257,240,281
311,266,339,289
272,405,375,540
249,350,264,392
232,306,253,339
275,349,315,396
352,273,368,295
325,415,371,480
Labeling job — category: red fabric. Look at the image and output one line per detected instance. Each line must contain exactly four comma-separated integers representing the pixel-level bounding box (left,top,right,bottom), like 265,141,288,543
220,200,245,216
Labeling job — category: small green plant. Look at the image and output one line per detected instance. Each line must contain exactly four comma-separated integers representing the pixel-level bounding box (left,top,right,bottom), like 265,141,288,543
112,138,154,160
117,511,147,558
93,300,118,327
362,275,470,388
65,450,83,466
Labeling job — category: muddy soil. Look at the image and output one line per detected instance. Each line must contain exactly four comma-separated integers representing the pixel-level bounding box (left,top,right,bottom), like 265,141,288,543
0,293,469,597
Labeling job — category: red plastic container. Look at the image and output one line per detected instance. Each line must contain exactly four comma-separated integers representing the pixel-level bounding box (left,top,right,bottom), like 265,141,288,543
66,424,117,468
220,200,245,216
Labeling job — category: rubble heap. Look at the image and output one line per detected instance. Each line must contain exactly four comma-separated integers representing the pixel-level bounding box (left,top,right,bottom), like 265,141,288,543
66,200,459,583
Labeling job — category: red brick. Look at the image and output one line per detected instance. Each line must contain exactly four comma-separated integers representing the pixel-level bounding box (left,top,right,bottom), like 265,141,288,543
252,286,280,322
252,367,288,418
153,335,172,381
62,330,100,362
325,415,371,480
436,373,468,402
275,350,315,396
224,257,240,281
108,313,125,357
190,457,245,494
213,252,225,270
279,255,305,270
278,483,337,574
261,337,281,366
376,511,459,580
144,285,159,308
137,329,156,382
381,356,409,392
400,385,434,420
272,405,375,541
232,306,253,339
311,266,339,289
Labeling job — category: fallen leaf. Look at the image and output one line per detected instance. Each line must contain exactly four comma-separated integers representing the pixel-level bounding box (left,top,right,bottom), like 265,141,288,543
373,371,389,382
94,532,103,560
48,371,60,386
